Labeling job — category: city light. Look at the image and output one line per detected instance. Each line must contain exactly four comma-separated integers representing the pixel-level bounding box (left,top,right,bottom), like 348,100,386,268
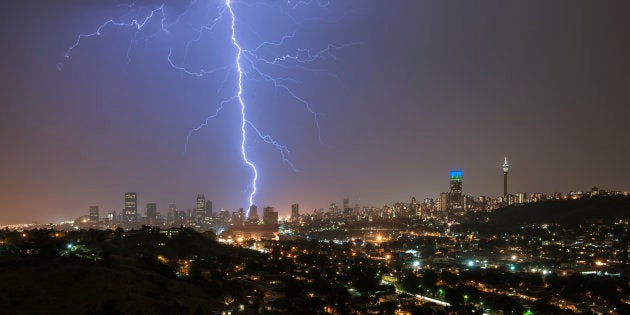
3,2,629,314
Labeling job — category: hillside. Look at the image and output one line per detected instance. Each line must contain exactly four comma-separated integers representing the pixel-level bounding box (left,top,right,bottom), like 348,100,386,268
0,255,226,315
455,196,630,234
490,196,630,226
0,227,270,315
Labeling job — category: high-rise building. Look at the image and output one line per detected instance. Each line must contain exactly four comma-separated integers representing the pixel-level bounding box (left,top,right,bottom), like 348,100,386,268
248,204,259,220
343,198,350,211
195,195,206,224
167,204,177,225
263,206,278,225
410,197,420,216
146,203,157,224
502,157,510,198
124,192,138,223
205,200,213,218
449,170,463,210
291,203,299,220
438,193,448,212
89,206,99,224
106,211,116,225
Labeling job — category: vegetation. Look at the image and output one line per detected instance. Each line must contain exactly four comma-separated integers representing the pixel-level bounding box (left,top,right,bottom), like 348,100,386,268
0,227,266,314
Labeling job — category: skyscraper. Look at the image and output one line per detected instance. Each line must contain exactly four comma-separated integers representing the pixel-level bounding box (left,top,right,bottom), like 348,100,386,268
89,206,99,224
248,204,259,221
438,193,448,212
107,211,116,225
449,170,463,210
502,157,510,198
343,198,350,211
167,203,177,222
263,206,278,225
205,200,213,218
195,195,206,224
291,203,299,220
146,203,157,224
123,192,137,223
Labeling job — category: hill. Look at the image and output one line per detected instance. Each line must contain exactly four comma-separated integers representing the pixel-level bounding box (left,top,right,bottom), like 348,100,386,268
490,196,630,226
0,227,267,315
455,196,630,234
0,255,226,315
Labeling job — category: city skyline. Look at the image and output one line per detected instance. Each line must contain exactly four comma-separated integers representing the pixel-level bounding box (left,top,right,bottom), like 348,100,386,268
8,166,628,225
2,1,630,223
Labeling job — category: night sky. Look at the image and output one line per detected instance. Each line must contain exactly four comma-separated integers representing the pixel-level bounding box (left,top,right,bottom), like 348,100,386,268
1,1,629,224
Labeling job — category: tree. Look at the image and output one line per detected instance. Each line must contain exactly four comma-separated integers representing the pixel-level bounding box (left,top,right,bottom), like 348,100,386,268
421,269,438,290
491,296,524,315
354,271,379,294
441,270,459,286
400,271,421,293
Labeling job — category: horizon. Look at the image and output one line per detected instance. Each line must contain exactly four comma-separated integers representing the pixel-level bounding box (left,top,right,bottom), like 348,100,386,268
2,1,629,224
5,181,628,226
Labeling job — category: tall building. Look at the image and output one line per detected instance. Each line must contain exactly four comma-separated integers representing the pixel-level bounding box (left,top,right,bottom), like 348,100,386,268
195,195,206,224
291,203,299,220
89,206,99,224
124,192,137,223
343,198,350,211
410,197,420,216
263,206,278,225
205,200,213,218
438,193,448,212
167,204,177,225
146,203,157,224
502,157,510,198
449,170,463,210
248,204,259,220
234,208,245,224
106,211,116,225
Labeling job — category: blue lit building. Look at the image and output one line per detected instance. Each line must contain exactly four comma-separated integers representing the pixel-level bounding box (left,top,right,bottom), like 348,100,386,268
449,170,463,210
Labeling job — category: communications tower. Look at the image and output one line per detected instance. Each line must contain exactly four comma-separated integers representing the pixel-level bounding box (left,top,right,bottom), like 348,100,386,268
502,157,510,197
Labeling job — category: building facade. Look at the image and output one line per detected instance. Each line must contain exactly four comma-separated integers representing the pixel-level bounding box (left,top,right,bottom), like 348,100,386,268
123,192,137,223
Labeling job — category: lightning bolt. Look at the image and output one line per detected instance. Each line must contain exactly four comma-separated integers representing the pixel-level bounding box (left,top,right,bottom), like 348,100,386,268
225,0,257,211
61,0,355,217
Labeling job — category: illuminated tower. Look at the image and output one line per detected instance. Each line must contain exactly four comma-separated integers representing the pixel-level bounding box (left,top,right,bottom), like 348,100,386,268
449,170,463,210
195,195,206,224
124,192,137,222
502,157,510,197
